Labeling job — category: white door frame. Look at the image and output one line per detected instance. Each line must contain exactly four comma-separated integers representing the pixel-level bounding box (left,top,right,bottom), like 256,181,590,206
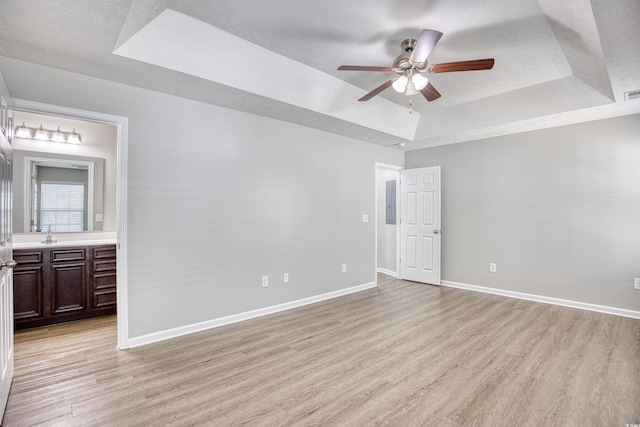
13,99,129,349
374,163,402,283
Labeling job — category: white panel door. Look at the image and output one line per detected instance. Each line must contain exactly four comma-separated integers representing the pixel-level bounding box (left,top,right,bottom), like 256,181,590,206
400,166,441,285
0,106,14,424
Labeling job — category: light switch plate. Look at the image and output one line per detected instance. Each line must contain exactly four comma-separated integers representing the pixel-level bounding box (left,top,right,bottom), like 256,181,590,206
96,214,103,222
634,278,640,290
362,214,368,223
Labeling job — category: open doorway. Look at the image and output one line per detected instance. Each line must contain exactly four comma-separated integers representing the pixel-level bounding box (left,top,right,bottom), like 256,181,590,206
12,100,128,348
375,163,401,280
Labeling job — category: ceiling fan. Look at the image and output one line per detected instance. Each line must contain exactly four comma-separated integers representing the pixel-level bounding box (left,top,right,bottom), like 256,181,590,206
338,29,494,104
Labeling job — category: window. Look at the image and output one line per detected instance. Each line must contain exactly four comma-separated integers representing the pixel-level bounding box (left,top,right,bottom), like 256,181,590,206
40,182,85,232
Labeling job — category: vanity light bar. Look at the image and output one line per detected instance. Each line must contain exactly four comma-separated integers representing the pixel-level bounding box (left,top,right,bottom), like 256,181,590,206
15,122,81,144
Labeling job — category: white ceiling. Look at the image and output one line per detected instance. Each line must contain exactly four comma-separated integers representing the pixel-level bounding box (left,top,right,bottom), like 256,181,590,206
0,0,639,150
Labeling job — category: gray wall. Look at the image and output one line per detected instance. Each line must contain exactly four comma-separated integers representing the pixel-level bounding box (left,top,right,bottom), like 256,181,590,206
0,56,403,338
406,113,640,312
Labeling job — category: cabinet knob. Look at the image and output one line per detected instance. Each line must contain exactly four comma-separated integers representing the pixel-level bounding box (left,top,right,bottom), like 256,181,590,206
0,259,17,270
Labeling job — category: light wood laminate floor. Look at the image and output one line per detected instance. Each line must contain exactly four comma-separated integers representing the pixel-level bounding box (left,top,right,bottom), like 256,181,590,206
4,274,640,426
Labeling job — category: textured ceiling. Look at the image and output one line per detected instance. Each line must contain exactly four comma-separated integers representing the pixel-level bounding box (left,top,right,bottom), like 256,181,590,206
0,0,638,150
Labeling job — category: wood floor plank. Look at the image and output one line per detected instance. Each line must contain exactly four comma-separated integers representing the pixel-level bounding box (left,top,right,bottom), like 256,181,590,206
4,274,639,426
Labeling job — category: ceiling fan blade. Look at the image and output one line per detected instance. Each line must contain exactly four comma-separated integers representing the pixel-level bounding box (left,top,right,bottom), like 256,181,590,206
358,79,395,101
427,58,495,73
420,83,441,102
409,29,443,66
338,65,394,72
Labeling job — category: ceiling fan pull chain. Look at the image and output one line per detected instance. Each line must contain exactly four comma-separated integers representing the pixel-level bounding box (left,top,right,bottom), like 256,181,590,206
409,98,413,114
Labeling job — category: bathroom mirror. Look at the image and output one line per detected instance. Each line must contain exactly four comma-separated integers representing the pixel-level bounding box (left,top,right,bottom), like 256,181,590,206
12,150,105,233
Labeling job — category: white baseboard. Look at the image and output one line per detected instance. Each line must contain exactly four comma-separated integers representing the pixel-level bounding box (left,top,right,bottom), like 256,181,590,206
376,268,397,278
127,281,377,348
441,280,640,320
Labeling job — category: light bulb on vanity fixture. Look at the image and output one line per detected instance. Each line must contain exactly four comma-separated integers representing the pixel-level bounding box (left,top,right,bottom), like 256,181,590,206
14,122,82,144
67,128,81,144
15,122,31,138
51,127,65,142
34,124,48,140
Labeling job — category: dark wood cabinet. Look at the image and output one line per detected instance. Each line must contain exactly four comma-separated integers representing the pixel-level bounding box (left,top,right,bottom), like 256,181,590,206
91,246,117,310
13,244,116,330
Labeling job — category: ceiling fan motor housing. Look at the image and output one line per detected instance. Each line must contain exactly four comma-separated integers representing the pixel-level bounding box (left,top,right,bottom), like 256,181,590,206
394,39,427,73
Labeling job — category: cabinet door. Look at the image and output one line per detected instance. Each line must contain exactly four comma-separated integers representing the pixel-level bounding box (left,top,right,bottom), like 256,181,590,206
13,266,44,320
50,263,87,315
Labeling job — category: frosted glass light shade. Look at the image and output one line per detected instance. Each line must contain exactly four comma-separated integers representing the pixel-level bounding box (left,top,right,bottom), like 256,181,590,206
412,73,428,91
392,75,408,93
51,127,66,142
15,122,31,138
404,80,419,96
67,129,81,144
34,124,48,140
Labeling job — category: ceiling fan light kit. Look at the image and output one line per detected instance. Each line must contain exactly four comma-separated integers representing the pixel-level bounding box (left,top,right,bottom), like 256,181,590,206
338,29,495,109
392,70,429,95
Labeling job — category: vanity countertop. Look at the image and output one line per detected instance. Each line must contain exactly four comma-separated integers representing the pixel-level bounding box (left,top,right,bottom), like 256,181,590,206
12,232,117,250
13,239,117,250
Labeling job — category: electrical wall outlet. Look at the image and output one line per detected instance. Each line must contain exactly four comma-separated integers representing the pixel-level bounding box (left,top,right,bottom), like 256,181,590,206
284,273,289,283
261,276,268,288
489,263,497,273
342,264,347,273
634,278,640,290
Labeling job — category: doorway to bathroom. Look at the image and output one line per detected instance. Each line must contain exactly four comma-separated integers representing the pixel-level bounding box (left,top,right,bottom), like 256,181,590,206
12,99,128,348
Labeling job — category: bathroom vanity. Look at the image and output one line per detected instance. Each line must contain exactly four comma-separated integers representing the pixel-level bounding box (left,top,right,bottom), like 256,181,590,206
12,242,116,330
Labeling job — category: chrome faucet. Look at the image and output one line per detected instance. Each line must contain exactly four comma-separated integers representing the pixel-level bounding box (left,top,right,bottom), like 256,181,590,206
42,225,57,244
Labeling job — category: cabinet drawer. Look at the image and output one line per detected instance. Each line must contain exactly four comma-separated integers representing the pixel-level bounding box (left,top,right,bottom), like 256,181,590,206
93,246,116,259
93,272,116,290
93,289,117,309
93,259,116,273
51,248,87,263
13,250,43,265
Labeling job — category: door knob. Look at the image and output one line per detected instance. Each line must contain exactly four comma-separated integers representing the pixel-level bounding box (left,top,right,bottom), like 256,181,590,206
433,230,439,234
0,259,17,270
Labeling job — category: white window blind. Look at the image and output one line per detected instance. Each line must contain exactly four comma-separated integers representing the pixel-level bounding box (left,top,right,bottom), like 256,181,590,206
40,182,85,232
